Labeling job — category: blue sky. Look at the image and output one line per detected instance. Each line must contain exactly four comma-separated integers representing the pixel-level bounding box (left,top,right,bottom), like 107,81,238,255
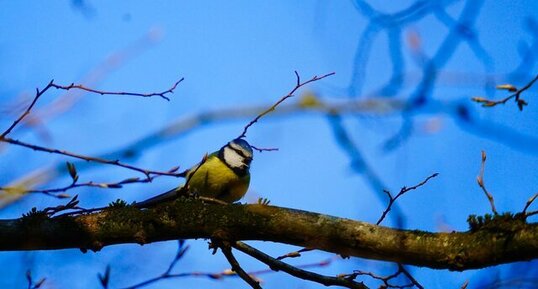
1,1,537,288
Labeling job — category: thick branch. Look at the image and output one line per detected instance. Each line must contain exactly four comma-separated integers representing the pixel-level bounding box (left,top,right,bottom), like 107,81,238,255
1,198,537,271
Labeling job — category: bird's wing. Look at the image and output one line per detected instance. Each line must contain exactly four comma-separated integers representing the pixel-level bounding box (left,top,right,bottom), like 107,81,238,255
133,186,183,208
134,151,216,208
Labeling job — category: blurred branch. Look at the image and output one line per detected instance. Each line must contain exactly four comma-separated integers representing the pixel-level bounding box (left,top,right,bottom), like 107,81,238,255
98,95,403,165
377,0,486,151
382,118,413,152
452,103,538,154
2,78,182,138
71,0,96,18
26,270,46,289
0,79,184,190
510,18,538,78
3,90,538,209
348,0,452,97
3,28,163,137
408,0,484,105
1,199,537,271
98,265,111,289
121,241,335,289
327,113,404,225
119,240,190,289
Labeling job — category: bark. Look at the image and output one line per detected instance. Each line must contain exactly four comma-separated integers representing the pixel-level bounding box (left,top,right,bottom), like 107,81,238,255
1,198,536,271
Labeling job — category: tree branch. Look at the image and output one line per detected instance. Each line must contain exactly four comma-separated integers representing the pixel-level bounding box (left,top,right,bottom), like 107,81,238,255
218,241,262,289
233,241,367,289
50,78,183,101
1,198,537,271
472,73,538,110
238,71,335,139
0,137,181,178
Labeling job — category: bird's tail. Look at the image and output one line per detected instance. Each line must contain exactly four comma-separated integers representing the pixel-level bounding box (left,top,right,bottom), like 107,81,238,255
134,186,184,208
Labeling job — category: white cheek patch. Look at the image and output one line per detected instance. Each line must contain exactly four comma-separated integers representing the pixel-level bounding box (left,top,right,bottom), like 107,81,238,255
223,146,246,168
229,142,253,159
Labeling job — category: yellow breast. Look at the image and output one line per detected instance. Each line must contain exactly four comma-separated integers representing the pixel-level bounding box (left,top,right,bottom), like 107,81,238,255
186,155,250,203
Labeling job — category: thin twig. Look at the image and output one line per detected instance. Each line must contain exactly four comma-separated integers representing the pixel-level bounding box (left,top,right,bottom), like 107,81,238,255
26,270,46,289
238,71,335,138
377,173,438,225
219,242,262,289
165,240,190,275
233,241,367,289
50,78,184,101
476,150,497,214
0,78,184,189
525,210,538,217
120,241,190,289
397,264,423,289
342,264,423,289
341,270,407,289
276,247,314,260
2,78,183,138
120,247,332,289
42,195,81,216
0,175,156,199
98,265,111,289
1,80,55,138
472,73,538,110
522,193,538,216
250,145,279,152
120,271,228,289
0,137,181,178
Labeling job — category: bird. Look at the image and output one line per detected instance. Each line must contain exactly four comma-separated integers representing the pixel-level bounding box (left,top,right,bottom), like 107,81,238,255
135,138,253,208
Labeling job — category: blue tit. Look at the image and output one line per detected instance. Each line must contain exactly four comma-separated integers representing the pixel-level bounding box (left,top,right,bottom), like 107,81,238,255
135,138,253,208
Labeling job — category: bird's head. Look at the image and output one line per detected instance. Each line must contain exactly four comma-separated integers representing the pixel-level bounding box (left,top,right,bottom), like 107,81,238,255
219,138,253,173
